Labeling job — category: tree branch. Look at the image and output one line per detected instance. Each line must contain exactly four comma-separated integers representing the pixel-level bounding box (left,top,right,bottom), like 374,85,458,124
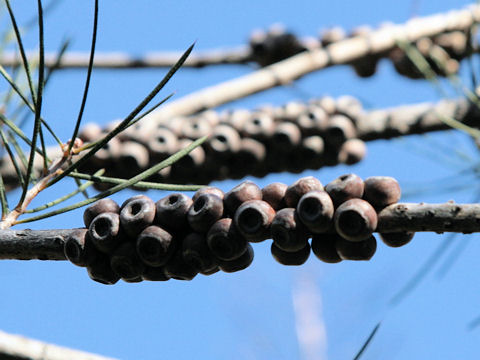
1,202,479,261
0,47,252,69
145,4,480,122
0,329,117,360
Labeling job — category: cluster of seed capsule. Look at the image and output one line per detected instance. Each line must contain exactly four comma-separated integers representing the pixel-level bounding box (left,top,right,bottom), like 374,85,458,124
64,174,413,285
248,25,470,78
79,95,367,188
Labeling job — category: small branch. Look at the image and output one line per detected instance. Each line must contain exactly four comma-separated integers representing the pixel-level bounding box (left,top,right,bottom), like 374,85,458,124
377,202,480,233
1,202,480,261
0,47,252,69
0,329,117,360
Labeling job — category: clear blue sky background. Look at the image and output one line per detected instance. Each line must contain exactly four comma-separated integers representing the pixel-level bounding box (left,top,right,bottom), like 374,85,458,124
1,1,480,359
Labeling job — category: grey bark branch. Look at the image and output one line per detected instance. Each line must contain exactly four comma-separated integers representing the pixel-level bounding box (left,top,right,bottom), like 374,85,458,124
145,4,480,123
1,203,479,261
0,47,252,69
0,329,117,360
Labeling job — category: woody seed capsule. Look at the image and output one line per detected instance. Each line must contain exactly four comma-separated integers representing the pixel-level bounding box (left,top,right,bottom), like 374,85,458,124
296,191,334,233
187,193,224,233
64,229,93,267
234,200,276,242
142,266,171,282
325,173,364,207
285,176,323,208
337,139,367,165
83,198,120,228
325,115,357,147
311,233,343,263
164,239,198,281
363,176,401,209
155,193,193,233
120,195,156,238
271,208,309,252
192,186,225,202
110,242,146,281
86,251,120,285
271,242,311,266
88,212,124,254
182,232,218,274
224,180,262,217
262,182,287,211
136,225,175,267
335,235,377,261
207,218,247,261
217,243,254,273
116,141,150,178
380,231,414,248
334,198,378,242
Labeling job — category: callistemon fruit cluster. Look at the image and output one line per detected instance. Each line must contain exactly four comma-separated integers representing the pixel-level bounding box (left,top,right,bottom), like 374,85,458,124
248,24,469,78
79,95,366,188
65,174,412,285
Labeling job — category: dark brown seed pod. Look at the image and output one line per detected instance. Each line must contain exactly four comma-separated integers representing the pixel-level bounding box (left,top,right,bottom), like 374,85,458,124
91,137,121,167
64,229,96,267
187,193,224,233
206,218,247,261
122,277,143,283
201,266,220,276
170,139,205,180
164,241,198,281
363,176,401,209
136,225,175,267
78,122,102,142
83,198,120,228
234,200,276,242
299,136,325,169
241,113,275,140
297,106,328,135
271,242,310,266
311,233,343,263
86,252,120,285
224,180,262,217
325,115,357,147
337,139,367,165
262,182,287,211
110,242,146,281
335,235,377,261
182,232,218,274
116,141,150,178
271,208,309,252
320,26,346,46
271,122,302,150
155,193,193,233
88,212,124,253
325,173,364,207
380,232,414,248
120,195,156,238
285,176,323,208
296,191,334,233
231,138,267,179
208,124,241,155
146,127,178,161
217,243,254,273
334,199,378,242
181,117,212,139
142,266,171,282
192,186,225,202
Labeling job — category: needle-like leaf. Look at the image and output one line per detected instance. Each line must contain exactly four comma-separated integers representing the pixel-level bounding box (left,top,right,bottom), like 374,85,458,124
67,0,98,154
352,322,381,360
17,0,45,205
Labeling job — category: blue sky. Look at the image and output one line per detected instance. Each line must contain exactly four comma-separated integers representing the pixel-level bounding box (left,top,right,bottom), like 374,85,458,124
1,1,480,359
